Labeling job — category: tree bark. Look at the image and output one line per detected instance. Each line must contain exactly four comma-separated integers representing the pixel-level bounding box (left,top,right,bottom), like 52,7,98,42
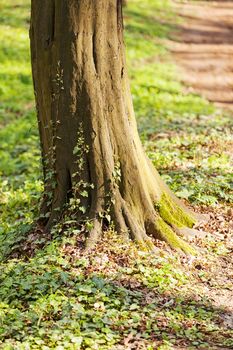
30,0,199,253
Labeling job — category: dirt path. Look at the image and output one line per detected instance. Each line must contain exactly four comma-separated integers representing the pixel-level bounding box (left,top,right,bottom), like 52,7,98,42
170,0,233,110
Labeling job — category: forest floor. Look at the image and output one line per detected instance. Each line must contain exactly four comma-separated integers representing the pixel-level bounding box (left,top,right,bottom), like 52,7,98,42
0,0,232,349
169,0,233,326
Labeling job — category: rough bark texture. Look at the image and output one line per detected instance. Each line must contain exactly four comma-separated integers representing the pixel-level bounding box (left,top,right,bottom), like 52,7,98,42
30,0,198,253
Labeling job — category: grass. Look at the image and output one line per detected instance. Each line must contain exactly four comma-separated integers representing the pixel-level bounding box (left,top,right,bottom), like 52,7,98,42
0,0,232,349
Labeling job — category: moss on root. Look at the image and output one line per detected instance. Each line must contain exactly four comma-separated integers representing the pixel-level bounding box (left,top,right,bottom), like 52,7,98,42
152,193,197,255
137,238,158,253
156,217,196,255
156,193,196,229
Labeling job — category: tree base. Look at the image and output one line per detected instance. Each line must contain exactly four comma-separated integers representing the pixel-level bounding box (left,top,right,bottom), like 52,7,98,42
30,0,205,256
40,187,200,256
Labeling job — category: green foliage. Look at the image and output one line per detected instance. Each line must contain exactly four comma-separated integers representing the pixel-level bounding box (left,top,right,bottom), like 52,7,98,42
0,0,41,259
0,0,232,349
125,0,233,206
0,0,32,124
0,236,231,349
144,118,233,204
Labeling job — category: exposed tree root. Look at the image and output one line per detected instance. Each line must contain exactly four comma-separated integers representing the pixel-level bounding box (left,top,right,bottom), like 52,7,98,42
48,186,199,255
85,219,102,252
36,154,202,255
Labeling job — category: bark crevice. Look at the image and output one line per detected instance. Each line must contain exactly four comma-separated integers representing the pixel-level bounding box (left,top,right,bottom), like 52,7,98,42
92,30,98,73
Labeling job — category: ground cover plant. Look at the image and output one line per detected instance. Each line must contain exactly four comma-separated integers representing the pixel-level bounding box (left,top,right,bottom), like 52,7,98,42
0,0,232,349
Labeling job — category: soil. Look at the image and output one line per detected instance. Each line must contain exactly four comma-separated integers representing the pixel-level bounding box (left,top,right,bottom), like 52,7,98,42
170,0,233,110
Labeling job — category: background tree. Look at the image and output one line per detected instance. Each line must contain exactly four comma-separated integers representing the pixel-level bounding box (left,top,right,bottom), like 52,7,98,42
30,0,200,252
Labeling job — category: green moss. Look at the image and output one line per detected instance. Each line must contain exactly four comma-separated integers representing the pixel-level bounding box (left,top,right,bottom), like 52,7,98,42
137,238,156,252
156,193,196,229
156,217,196,255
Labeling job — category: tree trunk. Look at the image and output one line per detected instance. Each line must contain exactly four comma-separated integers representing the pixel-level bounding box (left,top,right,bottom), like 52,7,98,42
30,0,199,253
